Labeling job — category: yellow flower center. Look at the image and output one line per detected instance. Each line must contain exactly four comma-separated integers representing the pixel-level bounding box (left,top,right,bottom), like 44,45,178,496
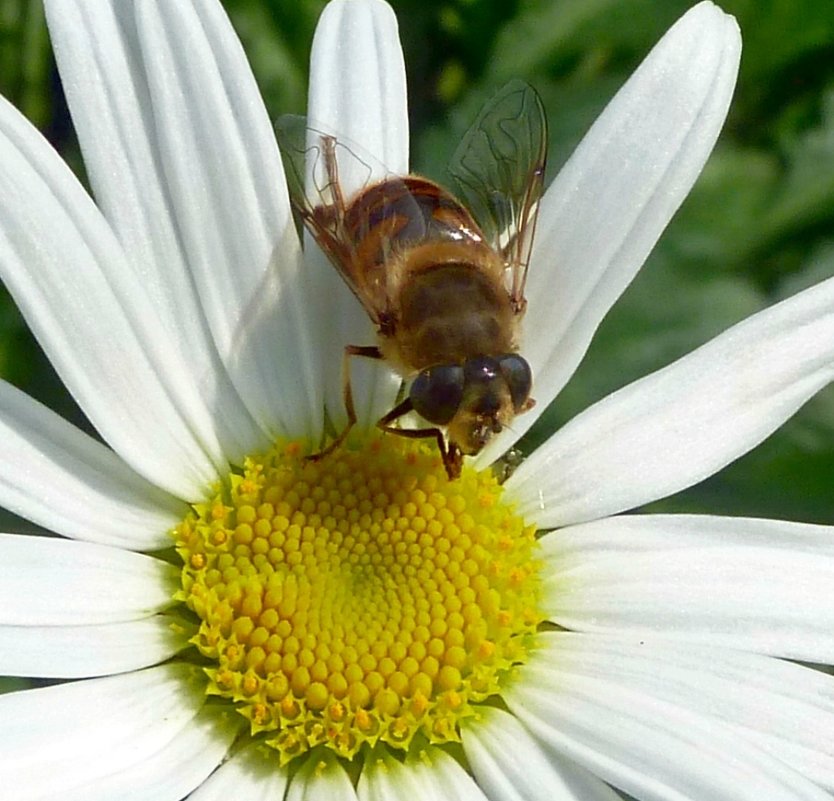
174,433,542,765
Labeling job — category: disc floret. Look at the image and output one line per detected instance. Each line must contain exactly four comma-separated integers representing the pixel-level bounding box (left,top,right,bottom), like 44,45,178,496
175,435,542,764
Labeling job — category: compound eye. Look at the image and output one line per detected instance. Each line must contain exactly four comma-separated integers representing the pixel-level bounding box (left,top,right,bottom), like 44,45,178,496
410,364,465,425
498,353,532,411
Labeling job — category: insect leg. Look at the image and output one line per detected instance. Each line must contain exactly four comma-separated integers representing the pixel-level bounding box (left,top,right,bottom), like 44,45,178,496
377,398,463,480
321,135,347,211
309,344,383,462
341,344,383,434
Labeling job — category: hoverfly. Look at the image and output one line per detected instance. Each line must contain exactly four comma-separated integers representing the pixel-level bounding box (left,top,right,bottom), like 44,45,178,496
276,81,547,479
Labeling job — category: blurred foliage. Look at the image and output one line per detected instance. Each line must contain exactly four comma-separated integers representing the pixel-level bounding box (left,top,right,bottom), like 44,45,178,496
1,0,834,524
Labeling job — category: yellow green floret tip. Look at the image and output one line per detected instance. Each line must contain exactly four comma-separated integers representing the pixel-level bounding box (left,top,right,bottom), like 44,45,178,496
174,433,542,765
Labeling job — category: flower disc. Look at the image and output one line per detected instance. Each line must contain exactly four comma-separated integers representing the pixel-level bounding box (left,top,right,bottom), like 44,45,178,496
175,434,542,764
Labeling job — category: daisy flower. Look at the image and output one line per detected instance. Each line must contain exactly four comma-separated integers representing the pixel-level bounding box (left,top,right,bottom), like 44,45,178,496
1,1,833,800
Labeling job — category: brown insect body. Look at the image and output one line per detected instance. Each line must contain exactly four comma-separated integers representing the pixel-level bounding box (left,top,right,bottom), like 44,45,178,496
337,176,518,370
277,81,547,477
395,256,518,368
347,176,527,458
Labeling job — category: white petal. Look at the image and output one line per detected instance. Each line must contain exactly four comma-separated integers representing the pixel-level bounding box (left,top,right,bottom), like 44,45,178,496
44,0,264,459
188,743,289,801
479,1,741,464
68,714,234,801
0,616,186,678
0,663,238,801
507,637,831,801
0,93,225,499
287,751,358,801
358,748,422,801
0,534,177,625
0,380,184,549
511,275,834,527
462,707,621,801
307,0,408,431
132,0,320,443
541,514,834,663
524,632,834,790
62,710,234,801
308,0,408,183
424,749,491,801
358,747,487,801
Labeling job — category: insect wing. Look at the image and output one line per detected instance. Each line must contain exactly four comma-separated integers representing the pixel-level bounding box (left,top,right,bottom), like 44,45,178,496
274,114,313,227
275,114,405,324
448,81,547,309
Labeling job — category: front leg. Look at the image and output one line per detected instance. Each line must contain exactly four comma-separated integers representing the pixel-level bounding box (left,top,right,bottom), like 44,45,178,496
378,398,463,480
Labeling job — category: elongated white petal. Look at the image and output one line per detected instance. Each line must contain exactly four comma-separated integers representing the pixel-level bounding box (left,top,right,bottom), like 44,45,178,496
359,746,487,801
479,1,741,464
188,743,289,801
524,632,834,790
62,708,234,801
0,616,185,678
358,748,423,801
307,0,408,431
0,663,238,801
541,514,834,663
44,0,265,460
425,748,491,801
508,639,831,801
287,751,358,801
131,0,320,444
0,94,225,499
0,534,177,625
462,707,622,801
308,0,408,185
511,275,834,527
0,380,184,549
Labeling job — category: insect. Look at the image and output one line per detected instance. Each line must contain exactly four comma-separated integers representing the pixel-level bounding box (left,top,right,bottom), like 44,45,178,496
276,81,547,479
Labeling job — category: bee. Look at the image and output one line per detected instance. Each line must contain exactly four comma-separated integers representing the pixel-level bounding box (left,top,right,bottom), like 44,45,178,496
276,81,547,479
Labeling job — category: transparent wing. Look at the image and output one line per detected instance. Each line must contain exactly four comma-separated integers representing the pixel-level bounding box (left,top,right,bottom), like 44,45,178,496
448,81,547,310
275,114,390,322
274,113,313,230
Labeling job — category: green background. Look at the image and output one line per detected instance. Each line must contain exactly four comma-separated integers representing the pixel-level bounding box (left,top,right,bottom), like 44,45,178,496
2,0,834,525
